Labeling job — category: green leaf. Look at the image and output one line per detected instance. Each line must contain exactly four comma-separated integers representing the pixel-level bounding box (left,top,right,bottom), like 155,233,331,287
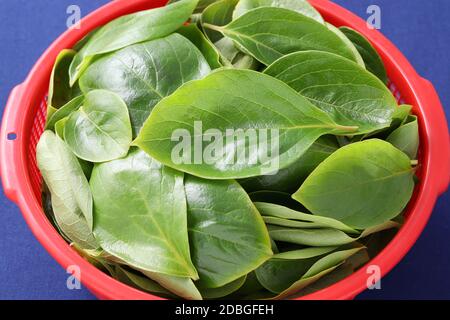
340,26,388,83
263,216,324,229
269,226,354,247
113,266,173,297
201,0,239,43
36,131,97,249
45,96,83,130
64,90,132,162
254,202,358,234
69,0,199,85
48,49,81,111
255,254,318,293
214,37,259,69
54,117,68,140
272,246,337,260
249,191,306,211
204,7,357,65
79,33,211,135
197,276,247,299
177,24,222,69
272,247,364,298
386,115,419,159
239,135,339,193
267,220,399,246
185,175,272,287
134,69,357,180
140,270,202,300
233,0,324,23
90,148,198,279
293,139,415,229
356,104,412,141
265,50,397,133
326,23,365,68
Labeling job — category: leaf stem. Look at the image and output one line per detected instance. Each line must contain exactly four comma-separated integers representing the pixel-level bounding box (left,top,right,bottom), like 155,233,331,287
202,23,224,33
410,160,419,166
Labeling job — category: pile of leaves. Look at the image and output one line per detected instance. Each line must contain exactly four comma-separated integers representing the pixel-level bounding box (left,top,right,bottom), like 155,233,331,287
37,0,419,299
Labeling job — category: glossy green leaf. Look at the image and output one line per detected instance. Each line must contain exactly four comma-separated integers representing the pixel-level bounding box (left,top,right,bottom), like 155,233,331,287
265,51,397,133
387,115,419,159
272,247,364,298
356,104,412,141
201,0,239,43
69,0,199,85
293,139,415,229
48,49,81,111
134,69,358,179
36,131,97,249
64,90,132,162
197,276,247,299
45,96,83,130
90,148,198,278
177,24,222,69
254,202,358,234
326,23,365,68
340,26,388,83
233,0,324,23
239,135,339,193
79,33,211,135
204,7,357,65
185,175,272,287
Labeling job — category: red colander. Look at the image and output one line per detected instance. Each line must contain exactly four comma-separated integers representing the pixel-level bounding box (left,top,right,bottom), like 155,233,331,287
1,0,449,300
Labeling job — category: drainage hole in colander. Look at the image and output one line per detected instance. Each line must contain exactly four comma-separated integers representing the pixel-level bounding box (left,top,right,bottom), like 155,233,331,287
7,133,17,140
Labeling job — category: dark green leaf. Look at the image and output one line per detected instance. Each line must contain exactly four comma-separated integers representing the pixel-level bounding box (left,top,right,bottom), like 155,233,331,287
177,24,222,69
340,26,388,83
239,135,339,193
48,49,81,111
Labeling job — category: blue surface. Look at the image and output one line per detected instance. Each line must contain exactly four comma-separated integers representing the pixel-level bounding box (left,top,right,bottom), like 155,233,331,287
0,0,448,300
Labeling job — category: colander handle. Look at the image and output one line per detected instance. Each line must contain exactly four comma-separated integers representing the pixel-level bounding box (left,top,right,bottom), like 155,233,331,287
0,84,25,203
421,78,450,195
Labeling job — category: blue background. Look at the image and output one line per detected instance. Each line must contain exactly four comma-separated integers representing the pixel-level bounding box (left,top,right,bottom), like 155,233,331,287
0,0,449,300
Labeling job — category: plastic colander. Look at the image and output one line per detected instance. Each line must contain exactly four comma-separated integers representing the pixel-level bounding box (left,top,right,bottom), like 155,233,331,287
1,0,449,300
